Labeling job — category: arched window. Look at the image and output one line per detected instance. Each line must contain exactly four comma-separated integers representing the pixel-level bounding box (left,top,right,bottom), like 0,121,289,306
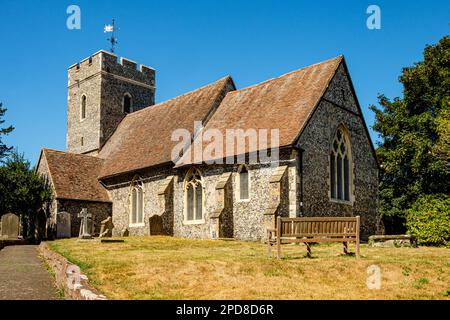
123,93,133,113
184,169,203,222
330,127,352,202
238,164,250,200
80,95,87,120
130,177,144,225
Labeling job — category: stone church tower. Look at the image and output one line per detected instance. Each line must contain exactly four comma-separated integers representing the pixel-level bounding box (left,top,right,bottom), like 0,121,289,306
66,50,155,155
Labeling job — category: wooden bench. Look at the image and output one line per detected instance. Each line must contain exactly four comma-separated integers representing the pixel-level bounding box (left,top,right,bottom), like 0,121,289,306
267,216,360,259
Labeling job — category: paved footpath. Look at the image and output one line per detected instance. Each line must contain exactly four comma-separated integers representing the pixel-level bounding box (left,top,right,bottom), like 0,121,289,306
0,245,57,300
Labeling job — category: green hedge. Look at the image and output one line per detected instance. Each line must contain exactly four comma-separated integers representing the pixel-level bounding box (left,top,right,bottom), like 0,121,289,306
406,194,450,246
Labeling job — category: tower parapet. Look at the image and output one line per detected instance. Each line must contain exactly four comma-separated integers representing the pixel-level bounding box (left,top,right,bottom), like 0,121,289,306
67,50,156,155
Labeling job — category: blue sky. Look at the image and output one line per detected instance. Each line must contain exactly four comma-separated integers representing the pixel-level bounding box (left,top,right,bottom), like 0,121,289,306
0,0,449,164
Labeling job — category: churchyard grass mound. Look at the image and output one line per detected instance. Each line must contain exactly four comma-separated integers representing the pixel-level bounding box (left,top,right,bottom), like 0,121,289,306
47,236,450,300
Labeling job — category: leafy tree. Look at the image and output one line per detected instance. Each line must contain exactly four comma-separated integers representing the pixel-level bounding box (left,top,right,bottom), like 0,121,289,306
406,194,450,246
0,150,52,238
0,102,14,160
370,36,450,233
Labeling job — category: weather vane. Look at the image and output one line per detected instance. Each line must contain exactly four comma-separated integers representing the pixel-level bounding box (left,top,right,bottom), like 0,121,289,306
104,18,118,53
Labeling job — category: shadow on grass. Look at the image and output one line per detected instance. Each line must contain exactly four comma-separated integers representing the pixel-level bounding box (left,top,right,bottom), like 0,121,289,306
337,252,357,258
279,254,319,260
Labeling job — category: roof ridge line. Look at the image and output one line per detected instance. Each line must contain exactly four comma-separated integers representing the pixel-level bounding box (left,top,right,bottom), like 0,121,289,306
229,55,343,94
124,75,233,118
43,148,103,160
97,76,233,154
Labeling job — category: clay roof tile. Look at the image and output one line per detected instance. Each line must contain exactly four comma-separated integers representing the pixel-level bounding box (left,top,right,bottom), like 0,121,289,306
98,76,235,178
41,148,111,202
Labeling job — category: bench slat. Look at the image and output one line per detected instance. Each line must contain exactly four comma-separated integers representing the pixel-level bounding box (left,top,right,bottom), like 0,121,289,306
280,233,357,237
280,217,358,222
279,238,358,244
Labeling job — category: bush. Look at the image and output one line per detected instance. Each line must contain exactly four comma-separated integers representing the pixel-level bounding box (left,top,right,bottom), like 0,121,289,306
406,194,450,246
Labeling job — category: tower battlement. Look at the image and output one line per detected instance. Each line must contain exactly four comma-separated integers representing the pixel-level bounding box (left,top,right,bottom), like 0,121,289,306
68,50,155,88
66,50,156,155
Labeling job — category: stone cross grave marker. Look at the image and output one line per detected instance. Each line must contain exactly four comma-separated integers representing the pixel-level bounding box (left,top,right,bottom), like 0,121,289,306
1,213,20,239
78,208,93,239
57,211,71,238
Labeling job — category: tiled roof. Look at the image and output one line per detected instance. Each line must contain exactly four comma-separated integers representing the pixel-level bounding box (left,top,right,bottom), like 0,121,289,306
41,149,111,202
98,76,235,178
176,56,343,166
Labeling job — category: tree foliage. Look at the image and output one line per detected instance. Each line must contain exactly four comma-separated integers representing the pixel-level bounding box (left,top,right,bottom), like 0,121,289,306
406,194,450,246
0,102,14,160
370,36,450,234
0,150,52,225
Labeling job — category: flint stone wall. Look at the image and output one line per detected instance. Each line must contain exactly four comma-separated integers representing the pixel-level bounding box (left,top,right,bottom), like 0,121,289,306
105,151,292,241
172,162,287,241
105,165,174,237
35,152,58,238
297,64,379,240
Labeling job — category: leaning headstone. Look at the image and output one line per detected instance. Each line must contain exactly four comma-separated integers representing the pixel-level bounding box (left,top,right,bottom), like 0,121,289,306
99,216,114,238
1,213,20,239
78,208,93,240
120,228,129,237
56,211,71,238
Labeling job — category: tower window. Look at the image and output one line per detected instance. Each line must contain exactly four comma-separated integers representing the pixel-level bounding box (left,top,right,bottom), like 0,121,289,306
330,126,352,202
123,93,133,113
81,136,84,146
80,95,87,120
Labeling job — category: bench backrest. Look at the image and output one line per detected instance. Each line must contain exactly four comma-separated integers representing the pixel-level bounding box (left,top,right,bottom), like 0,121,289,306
277,216,360,238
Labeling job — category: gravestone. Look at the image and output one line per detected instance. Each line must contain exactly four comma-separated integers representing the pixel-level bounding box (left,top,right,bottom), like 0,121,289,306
1,213,20,239
120,228,129,237
56,211,71,238
99,216,114,238
149,215,164,235
368,235,417,248
78,208,93,240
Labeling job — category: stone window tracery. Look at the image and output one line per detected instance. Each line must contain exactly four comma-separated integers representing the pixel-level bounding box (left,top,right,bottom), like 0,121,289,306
330,126,352,202
184,169,204,222
130,177,144,225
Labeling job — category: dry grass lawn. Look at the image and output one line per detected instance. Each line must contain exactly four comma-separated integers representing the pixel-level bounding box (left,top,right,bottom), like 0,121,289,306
47,236,450,300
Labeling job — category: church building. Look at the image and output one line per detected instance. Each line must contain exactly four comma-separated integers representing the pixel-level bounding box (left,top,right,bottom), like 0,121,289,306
36,50,379,241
